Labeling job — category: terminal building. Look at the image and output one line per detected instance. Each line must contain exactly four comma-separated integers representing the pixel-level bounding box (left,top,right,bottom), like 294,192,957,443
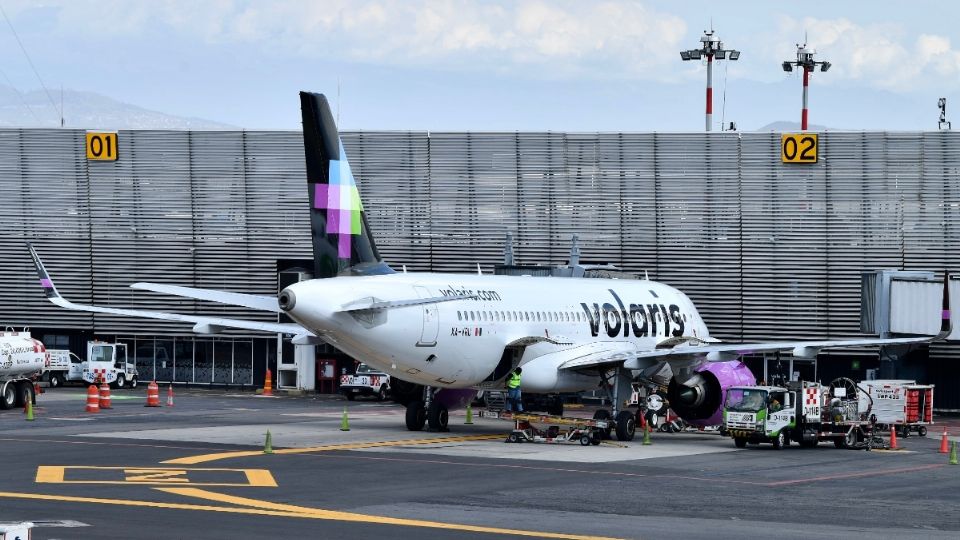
2,128,959,409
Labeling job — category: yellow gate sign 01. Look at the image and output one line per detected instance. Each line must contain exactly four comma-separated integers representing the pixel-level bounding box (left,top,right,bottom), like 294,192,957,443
86,131,118,161
781,133,818,163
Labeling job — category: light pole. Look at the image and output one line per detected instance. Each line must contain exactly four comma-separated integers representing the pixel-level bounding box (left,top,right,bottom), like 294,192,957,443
782,42,831,131
680,29,740,131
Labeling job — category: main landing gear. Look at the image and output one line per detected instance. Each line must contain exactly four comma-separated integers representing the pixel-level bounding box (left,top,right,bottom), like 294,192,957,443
591,407,638,441
404,387,449,432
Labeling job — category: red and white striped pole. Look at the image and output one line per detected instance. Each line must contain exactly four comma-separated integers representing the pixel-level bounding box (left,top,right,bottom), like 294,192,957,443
801,64,811,131
705,54,714,131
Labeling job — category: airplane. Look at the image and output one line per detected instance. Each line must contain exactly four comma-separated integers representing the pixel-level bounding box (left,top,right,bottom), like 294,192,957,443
27,91,952,440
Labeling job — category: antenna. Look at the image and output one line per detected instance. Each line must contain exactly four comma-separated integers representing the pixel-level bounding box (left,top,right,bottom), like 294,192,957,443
503,232,515,265
939,98,951,130
569,234,581,266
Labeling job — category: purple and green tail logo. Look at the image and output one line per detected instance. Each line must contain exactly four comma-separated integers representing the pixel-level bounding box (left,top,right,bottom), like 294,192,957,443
313,146,363,258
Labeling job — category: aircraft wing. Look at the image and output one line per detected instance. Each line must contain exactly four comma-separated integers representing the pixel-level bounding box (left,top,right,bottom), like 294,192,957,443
552,342,641,370
27,243,309,337
130,283,280,312
623,336,935,365
556,335,937,372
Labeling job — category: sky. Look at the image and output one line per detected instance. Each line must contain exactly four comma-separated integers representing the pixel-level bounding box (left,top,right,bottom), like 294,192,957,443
0,0,958,131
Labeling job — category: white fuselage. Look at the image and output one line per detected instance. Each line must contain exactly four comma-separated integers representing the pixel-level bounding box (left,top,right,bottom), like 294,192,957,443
283,273,710,393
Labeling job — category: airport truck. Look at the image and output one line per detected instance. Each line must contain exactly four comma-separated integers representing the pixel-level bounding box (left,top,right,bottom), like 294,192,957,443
339,363,391,401
43,341,138,389
722,379,875,449
0,328,45,410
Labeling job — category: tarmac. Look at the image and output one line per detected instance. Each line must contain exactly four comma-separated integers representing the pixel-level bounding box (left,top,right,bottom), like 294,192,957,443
1,386,959,539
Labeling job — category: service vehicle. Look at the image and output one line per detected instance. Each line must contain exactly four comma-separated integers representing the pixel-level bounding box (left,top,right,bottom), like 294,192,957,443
722,378,877,449
43,341,138,389
339,363,390,401
0,328,45,410
859,379,934,437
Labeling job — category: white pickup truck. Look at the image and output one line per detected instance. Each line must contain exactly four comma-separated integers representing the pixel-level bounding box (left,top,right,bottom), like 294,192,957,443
339,363,391,401
43,341,138,389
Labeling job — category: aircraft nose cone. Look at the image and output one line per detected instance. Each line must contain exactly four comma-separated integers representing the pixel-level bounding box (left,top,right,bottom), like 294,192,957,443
278,288,296,312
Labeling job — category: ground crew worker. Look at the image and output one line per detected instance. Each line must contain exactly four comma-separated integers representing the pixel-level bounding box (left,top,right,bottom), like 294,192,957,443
770,398,782,412
505,367,523,412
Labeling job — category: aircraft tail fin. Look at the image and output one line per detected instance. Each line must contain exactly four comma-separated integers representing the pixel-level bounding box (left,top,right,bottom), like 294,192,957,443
299,91,392,279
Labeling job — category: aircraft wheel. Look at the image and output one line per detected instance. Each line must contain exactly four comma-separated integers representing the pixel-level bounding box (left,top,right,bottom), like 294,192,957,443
427,401,449,432
405,400,426,431
592,409,612,440
615,410,636,441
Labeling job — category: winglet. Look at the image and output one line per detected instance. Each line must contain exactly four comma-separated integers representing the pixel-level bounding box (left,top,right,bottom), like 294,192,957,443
26,243,62,300
937,270,952,340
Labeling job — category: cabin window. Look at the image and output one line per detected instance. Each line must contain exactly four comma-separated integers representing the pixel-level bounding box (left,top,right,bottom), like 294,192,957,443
683,314,688,322
457,311,462,321
525,312,530,322
470,311,475,321
494,311,500,322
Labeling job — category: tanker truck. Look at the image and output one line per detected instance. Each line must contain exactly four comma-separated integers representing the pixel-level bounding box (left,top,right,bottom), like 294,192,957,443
0,328,46,410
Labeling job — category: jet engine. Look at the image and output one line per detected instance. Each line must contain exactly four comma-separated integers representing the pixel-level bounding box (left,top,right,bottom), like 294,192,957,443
667,360,755,427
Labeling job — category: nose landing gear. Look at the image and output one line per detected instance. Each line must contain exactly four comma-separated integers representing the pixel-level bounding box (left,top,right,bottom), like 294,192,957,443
404,386,450,432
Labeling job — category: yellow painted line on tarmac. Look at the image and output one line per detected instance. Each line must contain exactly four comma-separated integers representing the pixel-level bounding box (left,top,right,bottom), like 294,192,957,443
164,434,506,465
0,489,620,539
159,487,621,540
35,466,278,487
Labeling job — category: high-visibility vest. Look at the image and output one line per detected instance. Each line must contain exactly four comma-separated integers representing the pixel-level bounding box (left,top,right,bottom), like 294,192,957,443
507,372,521,389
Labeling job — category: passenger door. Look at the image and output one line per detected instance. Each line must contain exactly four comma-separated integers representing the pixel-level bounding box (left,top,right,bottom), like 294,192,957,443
413,285,438,347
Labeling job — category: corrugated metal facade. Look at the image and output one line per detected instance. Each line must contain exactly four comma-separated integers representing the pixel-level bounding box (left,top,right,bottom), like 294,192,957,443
1,129,958,401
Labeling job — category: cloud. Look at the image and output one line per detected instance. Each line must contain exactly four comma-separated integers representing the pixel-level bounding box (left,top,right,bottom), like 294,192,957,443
14,0,687,81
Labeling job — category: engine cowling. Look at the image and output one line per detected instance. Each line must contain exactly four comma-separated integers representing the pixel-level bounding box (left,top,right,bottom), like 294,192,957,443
667,360,755,427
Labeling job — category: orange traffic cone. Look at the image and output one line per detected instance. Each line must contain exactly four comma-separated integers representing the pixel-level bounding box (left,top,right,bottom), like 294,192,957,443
85,385,100,413
99,382,112,410
940,430,950,454
263,369,273,397
166,384,174,407
889,425,899,450
145,381,161,407
34,381,43,395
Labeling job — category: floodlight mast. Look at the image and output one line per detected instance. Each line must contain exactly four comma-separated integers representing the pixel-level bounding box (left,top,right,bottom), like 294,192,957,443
680,28,739,131
783,41,831,130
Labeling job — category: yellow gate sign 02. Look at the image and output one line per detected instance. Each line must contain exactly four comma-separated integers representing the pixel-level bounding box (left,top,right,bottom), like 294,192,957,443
781,133,818,164
86,132,118,161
